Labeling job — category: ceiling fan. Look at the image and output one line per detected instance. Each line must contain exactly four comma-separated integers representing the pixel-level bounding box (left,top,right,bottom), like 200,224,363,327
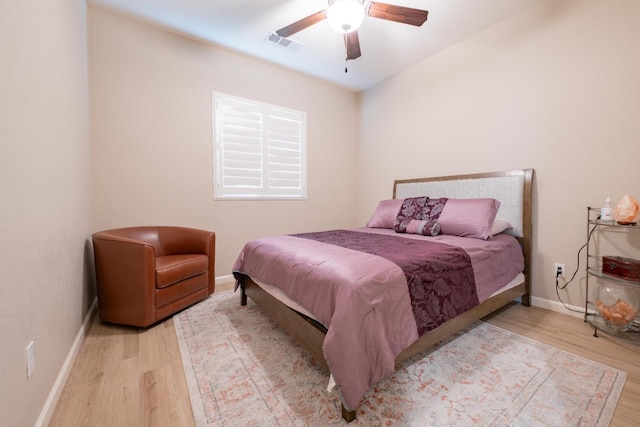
275,0,429,62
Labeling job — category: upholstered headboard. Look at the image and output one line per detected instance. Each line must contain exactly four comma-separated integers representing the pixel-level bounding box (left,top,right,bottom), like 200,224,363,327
393,169,533,239
393,169,534,304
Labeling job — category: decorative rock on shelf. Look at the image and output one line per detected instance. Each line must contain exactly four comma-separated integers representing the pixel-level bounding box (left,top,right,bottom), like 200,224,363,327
595,283,638,330
613,194,640,225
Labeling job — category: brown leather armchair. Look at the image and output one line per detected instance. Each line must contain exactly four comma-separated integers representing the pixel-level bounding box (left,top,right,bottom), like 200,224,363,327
92,226,215,327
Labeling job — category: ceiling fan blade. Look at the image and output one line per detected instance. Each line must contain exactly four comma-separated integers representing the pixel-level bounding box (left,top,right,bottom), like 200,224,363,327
276,11,327,38
344,31,361,60
366,2,428,27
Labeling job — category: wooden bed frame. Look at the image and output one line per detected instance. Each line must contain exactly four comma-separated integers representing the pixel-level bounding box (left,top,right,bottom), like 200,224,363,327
238,169,534,422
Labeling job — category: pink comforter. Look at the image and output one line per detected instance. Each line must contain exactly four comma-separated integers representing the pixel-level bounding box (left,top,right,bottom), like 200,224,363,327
232,228,523,411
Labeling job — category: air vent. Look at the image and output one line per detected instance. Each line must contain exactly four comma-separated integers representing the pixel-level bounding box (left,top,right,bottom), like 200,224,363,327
264,32,303,54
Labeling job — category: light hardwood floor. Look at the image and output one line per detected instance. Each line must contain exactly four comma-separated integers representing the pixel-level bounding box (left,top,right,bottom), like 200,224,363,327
50,284,640,426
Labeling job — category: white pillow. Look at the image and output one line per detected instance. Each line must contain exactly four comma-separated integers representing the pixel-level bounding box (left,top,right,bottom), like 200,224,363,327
490,219,512,236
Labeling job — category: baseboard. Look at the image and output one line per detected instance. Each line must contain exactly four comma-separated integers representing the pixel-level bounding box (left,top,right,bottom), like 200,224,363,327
216,274,235,286
530,295,584,319
35,297,98,427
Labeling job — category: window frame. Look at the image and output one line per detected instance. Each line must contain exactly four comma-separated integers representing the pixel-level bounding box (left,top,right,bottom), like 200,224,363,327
213,92,307,201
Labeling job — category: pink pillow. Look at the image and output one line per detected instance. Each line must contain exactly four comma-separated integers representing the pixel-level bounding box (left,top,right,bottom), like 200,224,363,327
438,198,501,240
366,199,403,229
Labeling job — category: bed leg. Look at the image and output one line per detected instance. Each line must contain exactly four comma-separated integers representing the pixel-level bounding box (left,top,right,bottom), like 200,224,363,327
240,286,247,306
341,405,356,423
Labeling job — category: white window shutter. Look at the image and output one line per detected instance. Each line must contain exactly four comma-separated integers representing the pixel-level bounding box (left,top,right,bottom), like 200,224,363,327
213,93,307,200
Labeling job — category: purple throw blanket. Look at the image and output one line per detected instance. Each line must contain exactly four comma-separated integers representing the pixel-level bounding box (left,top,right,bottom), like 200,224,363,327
293,230,478,336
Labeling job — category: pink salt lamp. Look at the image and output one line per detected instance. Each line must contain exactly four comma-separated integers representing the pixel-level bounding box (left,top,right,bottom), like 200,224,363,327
613,195,640,225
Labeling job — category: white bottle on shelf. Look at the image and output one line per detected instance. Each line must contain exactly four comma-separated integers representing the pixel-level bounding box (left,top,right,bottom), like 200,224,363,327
600,195,613,222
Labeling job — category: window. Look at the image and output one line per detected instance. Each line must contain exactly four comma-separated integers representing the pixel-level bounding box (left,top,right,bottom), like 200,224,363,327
213,93,307,200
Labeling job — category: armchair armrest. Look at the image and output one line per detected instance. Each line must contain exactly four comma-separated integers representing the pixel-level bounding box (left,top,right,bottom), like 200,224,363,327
92,233,157,325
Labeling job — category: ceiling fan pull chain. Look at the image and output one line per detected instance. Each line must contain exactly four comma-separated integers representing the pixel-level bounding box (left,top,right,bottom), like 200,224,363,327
345,58,348,73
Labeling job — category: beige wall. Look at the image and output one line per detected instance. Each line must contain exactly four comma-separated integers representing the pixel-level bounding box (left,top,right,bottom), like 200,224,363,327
8,0,640,422
358,0,640,310
89,7,360,278
0,0,93,425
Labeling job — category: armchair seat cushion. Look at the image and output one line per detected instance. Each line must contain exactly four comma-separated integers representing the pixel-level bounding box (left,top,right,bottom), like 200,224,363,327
156,254,209,289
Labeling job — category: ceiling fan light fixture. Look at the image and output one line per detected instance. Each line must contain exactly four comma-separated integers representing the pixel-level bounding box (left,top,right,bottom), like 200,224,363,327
327,0,365,34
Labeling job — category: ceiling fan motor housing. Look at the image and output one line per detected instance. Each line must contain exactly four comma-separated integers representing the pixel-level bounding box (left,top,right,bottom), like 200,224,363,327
327,0,366,34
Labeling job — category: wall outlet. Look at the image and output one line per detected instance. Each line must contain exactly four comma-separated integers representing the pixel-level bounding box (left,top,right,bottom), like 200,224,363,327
26,341,35,379
554,263,565,278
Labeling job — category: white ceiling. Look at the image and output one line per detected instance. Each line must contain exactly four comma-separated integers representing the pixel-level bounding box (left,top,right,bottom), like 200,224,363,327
90,0,539,92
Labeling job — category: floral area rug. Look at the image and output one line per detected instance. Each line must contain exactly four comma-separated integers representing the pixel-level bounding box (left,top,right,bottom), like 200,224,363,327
174,291,625,426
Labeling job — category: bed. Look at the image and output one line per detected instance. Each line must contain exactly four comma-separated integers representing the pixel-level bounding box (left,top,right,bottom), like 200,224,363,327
232,169,533,422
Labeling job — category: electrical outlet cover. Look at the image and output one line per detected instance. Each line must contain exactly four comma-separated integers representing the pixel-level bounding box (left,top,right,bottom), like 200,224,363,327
26,341,35,378
554,263,565,278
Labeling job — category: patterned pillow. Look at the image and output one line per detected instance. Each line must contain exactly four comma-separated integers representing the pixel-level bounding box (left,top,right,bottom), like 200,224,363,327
405,219,442,236
394,197,447,236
